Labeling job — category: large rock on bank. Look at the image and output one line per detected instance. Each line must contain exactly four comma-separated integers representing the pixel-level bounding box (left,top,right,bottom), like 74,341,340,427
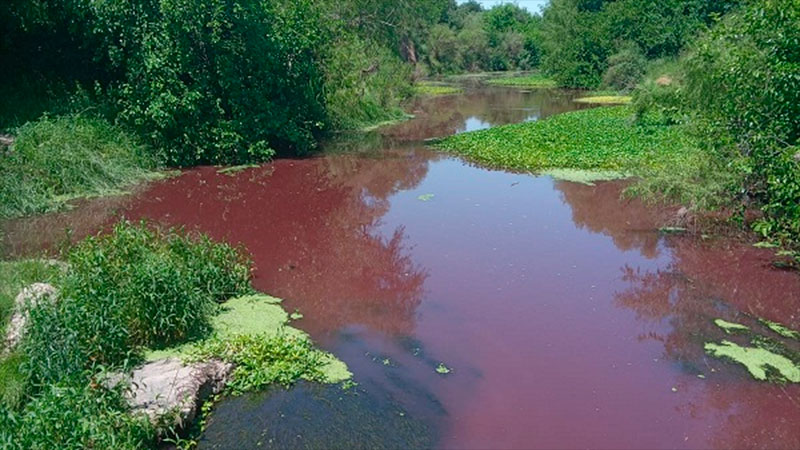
118,358,233,428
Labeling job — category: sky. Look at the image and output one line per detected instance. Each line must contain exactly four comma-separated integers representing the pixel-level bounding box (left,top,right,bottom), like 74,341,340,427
459,0,549,14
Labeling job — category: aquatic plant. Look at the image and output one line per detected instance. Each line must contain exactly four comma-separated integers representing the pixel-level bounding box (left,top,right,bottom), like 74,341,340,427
413,82,463,96
435,363,452,375
417,193,436,201
485,74,557,88
434,106,693,174
713,319,750,334
704,340,800,383
573,96,632,105
759,319,800,341
192,333,347,394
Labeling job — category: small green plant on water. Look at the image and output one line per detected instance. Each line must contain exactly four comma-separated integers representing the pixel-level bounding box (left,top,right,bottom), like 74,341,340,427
190,333,330,395
436,363,452,375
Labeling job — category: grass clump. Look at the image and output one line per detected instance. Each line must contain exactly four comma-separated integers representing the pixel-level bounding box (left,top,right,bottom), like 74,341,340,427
0,115,158,219
434,105,693,174
485,74,557,89
20,221,251,386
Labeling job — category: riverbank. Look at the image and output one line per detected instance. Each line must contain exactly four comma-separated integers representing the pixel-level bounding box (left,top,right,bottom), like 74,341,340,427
0,222,349,448
0,115,163,220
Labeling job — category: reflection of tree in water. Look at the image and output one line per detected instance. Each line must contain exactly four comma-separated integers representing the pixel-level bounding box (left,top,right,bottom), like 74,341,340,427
554,179,670,258
385,88,588,141
614,238,800,449
556,176,800,448
116,152,431,338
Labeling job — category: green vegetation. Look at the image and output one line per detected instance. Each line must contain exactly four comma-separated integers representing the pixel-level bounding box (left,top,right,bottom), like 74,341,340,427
573,96,632,105
434,106,692,175
713,319,750,334
485,73,557,88
537,0,741,89
0,222,347,448
413,82,462,96
21,221,251,386
759,319,800,341
435,362,452,374
192,333,346,395
424,2,541,75
0,381,156,449
705,340,800,383
0,115,158,219
0,260,63,335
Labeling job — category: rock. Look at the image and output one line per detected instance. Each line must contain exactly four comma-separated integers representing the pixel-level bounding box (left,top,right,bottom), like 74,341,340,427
117,358,233,428
793,151,800,162
0,134,13,149
2,283,58,356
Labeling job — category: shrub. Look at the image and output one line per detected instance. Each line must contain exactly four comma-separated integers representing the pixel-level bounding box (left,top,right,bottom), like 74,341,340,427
680,0,800,244
631,61,685,125
323,33,412,129
0,114,155,219
602,43,646,91
21,221,252,385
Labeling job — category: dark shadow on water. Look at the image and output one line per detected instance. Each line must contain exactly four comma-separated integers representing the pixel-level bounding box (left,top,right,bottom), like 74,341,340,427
199,381,438,450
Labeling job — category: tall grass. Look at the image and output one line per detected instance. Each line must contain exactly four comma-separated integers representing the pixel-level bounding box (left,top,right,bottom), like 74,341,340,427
0,114,158,219
21,221,252,386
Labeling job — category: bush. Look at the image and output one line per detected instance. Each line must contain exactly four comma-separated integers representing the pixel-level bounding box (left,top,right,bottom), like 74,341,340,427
0,115,156,219
324,33,412,129
680,0,800,244
602,43,646,91
21,221,252,385
631,60,685,125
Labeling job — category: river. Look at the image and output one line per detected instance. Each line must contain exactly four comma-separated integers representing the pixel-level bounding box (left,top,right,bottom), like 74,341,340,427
4,85,799,449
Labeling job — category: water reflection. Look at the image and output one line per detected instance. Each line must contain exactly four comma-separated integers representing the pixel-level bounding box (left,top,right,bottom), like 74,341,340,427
559,180,800,449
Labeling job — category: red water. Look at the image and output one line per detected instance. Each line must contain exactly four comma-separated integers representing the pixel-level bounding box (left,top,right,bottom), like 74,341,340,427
4,87,799,449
